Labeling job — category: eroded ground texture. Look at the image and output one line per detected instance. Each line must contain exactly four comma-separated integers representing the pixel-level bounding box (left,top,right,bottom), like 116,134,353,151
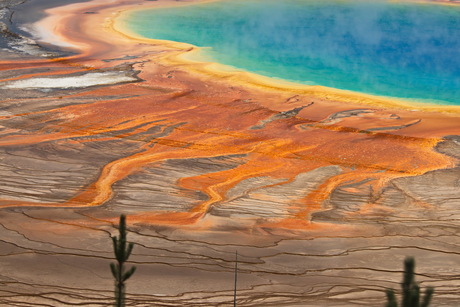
0,0,459,306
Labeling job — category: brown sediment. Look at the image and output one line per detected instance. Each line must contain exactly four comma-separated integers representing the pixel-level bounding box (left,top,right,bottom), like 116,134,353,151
0,0,459,230
1,1,460,306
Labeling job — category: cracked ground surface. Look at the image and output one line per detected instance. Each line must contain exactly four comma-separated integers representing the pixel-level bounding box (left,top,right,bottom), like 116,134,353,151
0,0,459,306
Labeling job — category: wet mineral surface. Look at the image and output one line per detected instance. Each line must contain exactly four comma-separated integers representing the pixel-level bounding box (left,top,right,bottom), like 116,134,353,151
0,0,459,306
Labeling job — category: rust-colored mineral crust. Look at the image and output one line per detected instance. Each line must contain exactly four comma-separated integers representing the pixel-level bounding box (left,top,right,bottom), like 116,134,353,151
0,0,459,306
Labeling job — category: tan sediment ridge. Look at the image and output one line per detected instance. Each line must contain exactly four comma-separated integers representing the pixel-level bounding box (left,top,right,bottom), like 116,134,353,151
0,0,459,305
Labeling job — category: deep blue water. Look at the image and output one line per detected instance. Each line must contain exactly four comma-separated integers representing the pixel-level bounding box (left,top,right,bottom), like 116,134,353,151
125,0,460,105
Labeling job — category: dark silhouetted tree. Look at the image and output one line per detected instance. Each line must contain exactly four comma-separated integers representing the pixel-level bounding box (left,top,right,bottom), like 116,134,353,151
110,214,136,307
385,257,434,307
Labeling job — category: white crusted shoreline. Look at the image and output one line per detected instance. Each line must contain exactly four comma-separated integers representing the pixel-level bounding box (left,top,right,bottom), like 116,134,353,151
1,71,138,89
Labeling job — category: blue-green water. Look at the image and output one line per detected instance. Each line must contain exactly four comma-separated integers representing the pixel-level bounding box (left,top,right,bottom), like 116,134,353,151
126,0,460,105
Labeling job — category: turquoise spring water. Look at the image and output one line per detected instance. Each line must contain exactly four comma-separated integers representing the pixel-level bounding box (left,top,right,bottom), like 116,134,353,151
125,0,460,105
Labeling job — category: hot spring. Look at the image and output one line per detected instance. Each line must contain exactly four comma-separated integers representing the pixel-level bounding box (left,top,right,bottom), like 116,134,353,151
124,0,460,105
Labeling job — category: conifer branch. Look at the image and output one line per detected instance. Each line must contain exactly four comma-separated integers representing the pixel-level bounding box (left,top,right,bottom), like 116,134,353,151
110,215,136,307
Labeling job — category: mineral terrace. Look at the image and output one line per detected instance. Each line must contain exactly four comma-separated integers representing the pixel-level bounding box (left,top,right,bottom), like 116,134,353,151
0,0,459,306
